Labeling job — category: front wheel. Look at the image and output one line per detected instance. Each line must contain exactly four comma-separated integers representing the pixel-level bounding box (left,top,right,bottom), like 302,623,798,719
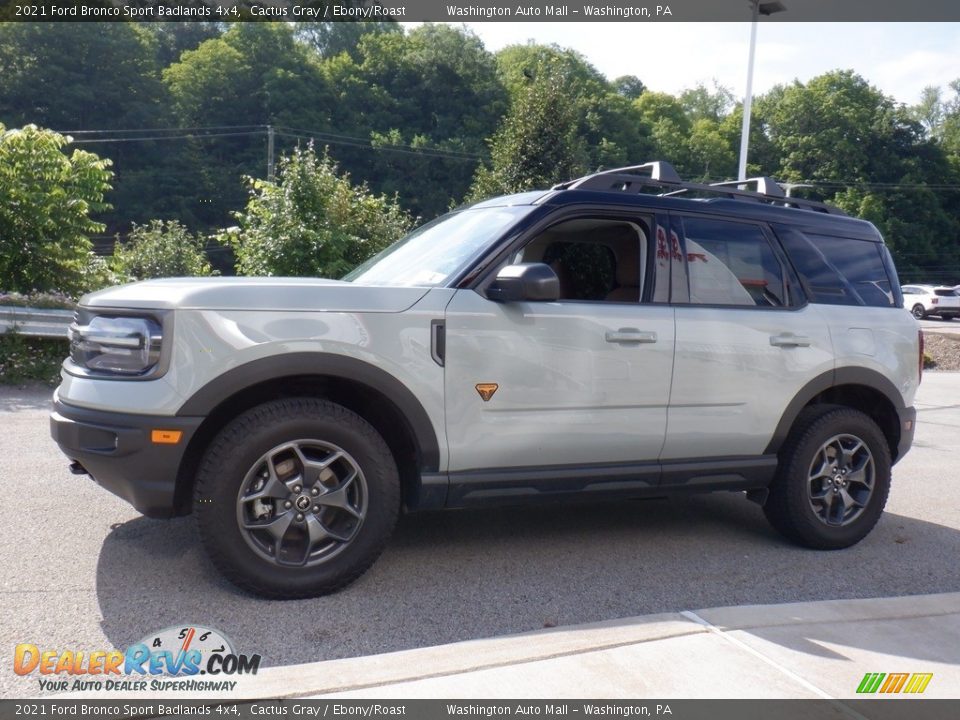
912,304,926,320
763,405,891,550
194,398,400,599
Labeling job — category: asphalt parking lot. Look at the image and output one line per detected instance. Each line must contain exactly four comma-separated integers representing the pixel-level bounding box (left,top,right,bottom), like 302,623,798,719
2,373,960,699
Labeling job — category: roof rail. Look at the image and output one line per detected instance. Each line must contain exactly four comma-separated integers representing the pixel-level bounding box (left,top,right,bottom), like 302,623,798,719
711,177,785,198
552,161,683,190
553,161,846,216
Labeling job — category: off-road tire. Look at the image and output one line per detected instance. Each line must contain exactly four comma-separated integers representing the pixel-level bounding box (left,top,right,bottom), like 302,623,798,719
763,405,891,549
194,397,400,599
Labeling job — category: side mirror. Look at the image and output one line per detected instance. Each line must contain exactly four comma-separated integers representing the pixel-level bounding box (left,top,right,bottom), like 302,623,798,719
487,263,560,302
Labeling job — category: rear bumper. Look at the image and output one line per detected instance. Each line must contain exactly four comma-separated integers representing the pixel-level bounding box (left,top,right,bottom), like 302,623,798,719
50,399,203,518
896,405,916,464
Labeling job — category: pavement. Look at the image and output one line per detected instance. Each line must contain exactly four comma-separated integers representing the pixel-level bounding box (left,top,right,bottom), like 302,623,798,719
919,317,960,337
3,372,960,701
49,592,960,701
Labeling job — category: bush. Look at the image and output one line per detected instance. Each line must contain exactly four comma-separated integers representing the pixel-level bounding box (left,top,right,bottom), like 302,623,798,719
222,145,413,279
112,220,215,281
0,124,113,295
0,331,67,386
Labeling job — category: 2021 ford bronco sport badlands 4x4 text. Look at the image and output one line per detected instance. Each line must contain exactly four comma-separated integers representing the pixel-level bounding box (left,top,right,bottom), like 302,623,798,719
51,162,920,598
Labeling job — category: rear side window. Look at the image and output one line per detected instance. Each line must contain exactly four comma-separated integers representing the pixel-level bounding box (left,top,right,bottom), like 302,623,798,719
778,229,895,308
681,218,786,307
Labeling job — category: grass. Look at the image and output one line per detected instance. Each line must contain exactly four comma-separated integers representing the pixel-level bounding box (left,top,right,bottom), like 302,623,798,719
0,332,67,386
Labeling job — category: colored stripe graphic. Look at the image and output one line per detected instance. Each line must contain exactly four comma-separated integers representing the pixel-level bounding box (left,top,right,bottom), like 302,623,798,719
903,673,934,694
857,673,886,693
880,673,910,693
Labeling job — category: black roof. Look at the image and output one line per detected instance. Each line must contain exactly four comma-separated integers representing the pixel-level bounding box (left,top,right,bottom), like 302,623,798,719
469,161,881,242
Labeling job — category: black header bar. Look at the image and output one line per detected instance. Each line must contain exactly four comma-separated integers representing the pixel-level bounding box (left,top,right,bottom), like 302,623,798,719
2,0,960,22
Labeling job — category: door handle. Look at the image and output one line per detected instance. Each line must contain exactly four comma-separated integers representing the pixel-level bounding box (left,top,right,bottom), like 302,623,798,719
770,334,811,348
605,328,657,344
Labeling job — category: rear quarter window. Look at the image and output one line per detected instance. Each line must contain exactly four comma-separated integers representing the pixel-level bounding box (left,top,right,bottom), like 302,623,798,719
775,228,895,308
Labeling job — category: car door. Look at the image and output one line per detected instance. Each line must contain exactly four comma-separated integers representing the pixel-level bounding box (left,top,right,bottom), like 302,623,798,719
662,214,835,462
443,213,675,503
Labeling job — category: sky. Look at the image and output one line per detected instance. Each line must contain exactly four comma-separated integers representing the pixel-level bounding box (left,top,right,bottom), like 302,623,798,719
404,22,960,106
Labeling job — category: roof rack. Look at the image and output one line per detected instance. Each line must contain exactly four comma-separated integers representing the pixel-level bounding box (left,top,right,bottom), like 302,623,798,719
553,161,846,216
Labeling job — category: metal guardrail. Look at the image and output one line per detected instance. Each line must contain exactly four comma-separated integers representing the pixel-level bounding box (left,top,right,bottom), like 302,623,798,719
0,306,73,338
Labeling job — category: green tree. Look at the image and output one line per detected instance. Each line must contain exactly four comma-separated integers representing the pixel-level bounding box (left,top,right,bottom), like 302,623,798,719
294,20,400,61
756,71,960,281
0,125,113,295
223,145,413,279
634,91,693,173
496,44,650,171
141,22,223,67
164,23,333,228
320,24,507,218
112,220,215,281
680,81,735,122
0,23,192,234
469,72,590,200
613,75,646,100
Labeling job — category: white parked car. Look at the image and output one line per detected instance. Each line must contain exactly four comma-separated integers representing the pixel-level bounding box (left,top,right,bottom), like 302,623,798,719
901,284,960,320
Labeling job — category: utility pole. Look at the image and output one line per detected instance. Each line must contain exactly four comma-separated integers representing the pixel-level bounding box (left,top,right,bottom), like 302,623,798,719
267,125,275,182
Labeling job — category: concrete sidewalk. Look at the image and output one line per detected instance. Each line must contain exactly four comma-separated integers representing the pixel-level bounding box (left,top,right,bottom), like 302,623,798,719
229,592,957,700
47,592,960,701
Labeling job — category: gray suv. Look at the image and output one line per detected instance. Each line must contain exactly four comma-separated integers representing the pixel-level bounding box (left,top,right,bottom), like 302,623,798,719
51,162,921,598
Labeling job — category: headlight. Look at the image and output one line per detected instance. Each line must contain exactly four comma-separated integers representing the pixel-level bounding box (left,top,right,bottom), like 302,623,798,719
69,315,163,376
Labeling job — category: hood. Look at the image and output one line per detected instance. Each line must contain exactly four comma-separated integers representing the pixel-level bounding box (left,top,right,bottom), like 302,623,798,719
80,277,431,313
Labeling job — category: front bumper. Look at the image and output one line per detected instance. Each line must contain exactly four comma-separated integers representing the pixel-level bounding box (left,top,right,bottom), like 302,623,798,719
50,399,203,518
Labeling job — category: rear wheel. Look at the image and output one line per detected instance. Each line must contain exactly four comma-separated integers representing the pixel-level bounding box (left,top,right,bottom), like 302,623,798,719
764,405,891,549
194,398,399,599
911,304,926,320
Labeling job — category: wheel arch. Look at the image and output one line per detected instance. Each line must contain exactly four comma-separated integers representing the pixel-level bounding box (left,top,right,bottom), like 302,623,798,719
765,368,906,463
172,353,441,515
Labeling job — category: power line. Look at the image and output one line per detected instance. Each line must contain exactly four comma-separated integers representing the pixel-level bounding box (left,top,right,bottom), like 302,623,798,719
274,131,480,162
58,124,267,135
57,123,486,161
274,125,484,161
69,130,266,144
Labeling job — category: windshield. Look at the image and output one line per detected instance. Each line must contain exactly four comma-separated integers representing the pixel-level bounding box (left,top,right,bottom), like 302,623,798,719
345,206,532,287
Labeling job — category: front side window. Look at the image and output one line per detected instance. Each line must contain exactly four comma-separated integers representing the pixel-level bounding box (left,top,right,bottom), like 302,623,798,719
682,218,786,307
511,217,650,303
345,206,532,287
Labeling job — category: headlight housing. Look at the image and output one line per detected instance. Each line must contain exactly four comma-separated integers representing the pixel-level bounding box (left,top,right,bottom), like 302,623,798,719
69,315,163,376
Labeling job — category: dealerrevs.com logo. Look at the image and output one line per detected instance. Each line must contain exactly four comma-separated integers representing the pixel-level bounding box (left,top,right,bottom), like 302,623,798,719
14,625,261,693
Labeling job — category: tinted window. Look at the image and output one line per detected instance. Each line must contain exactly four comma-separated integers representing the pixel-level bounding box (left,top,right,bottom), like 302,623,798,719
806,234,895,308
775,228,893,307
682,218,786,307
515,218,649,303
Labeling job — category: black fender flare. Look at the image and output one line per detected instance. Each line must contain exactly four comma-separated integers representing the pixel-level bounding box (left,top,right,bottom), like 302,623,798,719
176,353,440,473
763,367,906,456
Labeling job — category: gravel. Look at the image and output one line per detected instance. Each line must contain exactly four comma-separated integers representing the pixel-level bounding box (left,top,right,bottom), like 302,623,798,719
925,333,960,371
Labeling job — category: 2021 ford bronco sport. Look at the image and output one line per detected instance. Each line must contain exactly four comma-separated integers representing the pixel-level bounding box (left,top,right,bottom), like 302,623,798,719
51,162,921,599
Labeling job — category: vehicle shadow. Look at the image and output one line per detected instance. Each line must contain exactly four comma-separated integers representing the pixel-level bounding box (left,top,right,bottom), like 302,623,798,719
95,494,960,669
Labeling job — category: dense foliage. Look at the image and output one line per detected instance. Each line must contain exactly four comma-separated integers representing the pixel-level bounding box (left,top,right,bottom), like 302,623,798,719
223,146,412,279
112,219,215,281
0,124,113,295
1,22,959,285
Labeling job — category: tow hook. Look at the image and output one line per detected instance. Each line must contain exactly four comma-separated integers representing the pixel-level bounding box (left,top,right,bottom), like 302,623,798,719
68,461,89,476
